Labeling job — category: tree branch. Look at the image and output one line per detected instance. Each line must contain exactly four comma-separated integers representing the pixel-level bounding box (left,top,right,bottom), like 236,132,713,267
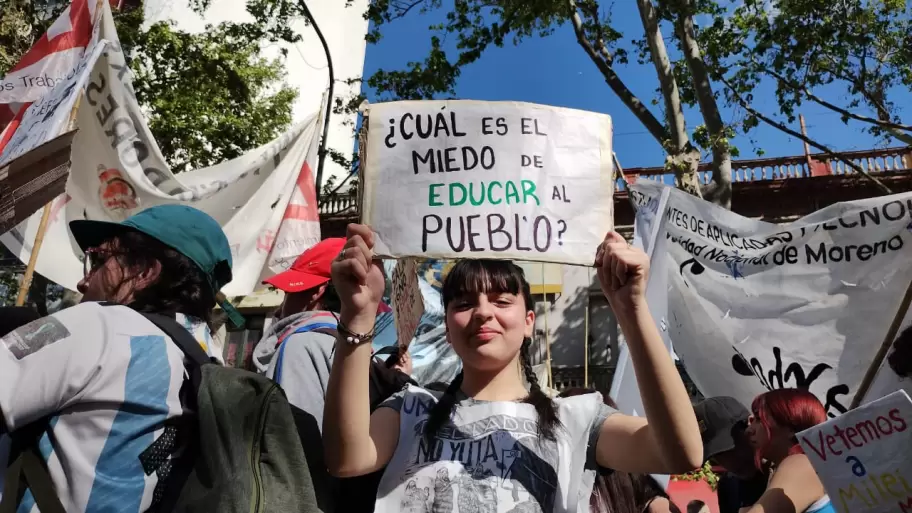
761,65,912,133
672,0,731,208
387,0,427,22
636,0,689,151
820,55,895,121
718,74,892,195
568,0,670,145
318,166,357,207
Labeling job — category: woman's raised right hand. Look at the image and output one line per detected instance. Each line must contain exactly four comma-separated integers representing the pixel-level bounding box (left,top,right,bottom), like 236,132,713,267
331,224,386,325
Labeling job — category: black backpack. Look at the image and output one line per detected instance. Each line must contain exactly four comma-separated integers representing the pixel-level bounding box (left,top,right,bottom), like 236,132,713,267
1,311,320,513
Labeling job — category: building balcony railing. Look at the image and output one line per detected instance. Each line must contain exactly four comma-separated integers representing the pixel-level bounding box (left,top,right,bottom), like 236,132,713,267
618,146,912,192
318,191,358,217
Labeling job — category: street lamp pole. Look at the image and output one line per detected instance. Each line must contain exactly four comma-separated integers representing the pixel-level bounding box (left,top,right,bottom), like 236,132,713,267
299,0,334,203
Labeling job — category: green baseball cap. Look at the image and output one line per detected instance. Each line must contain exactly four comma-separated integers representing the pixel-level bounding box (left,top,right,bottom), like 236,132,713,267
70,204,233,292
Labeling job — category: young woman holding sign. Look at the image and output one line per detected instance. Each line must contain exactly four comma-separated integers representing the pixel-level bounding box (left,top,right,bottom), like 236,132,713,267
743,389,835,513
323,224,702,512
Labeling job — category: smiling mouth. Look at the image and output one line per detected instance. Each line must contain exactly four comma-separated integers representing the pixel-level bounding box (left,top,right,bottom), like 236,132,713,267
472,330,500,341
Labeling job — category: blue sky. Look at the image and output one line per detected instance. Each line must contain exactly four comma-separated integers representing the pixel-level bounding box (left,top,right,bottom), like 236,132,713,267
360,4,910,170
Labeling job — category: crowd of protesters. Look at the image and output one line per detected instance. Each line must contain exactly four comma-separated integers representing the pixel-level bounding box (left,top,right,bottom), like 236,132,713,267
0,205,910,512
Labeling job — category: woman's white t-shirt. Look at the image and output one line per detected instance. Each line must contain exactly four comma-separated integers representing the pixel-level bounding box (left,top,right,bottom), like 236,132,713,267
374,385,615,513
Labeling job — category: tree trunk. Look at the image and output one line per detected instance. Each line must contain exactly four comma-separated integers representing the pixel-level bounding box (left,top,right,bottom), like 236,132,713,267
673,0,732,208
636,0,703,197
568,0,669,144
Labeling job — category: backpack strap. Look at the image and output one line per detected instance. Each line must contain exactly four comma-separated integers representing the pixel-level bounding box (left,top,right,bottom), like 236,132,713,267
133,312,212,513
0,419,65,513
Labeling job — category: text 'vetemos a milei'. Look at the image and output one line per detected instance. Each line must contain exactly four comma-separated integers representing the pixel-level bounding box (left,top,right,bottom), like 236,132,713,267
362,100,614,265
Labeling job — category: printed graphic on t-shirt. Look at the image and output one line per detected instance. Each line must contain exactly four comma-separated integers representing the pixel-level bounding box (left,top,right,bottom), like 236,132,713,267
400,395,558,513
3,317,70,359
378,387,612,513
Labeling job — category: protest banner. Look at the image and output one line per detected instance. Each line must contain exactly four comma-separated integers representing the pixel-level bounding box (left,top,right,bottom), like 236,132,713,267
391,257,425,347
0,23,323,296
631,181,912,418
0,0,112,139
362,100,614,265
0,41,105,167
798,390,912,513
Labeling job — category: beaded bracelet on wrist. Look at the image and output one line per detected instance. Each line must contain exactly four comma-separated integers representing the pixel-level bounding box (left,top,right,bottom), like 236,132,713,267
335,317,376,345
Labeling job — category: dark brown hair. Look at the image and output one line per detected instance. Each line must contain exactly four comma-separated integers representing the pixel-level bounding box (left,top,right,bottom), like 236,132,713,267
424,260,561,441
110,231,217,322
888,326,912,378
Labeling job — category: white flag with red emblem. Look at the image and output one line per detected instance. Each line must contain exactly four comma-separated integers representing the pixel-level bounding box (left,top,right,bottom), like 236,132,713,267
264,112,323,273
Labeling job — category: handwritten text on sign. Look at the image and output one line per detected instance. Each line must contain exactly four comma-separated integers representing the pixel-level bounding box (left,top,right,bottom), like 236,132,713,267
362,100,614,265
391,258,424,348
798,391,912,513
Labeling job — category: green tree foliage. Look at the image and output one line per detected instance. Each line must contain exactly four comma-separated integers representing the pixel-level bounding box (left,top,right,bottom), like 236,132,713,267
121,13,297,171
701,0,912,144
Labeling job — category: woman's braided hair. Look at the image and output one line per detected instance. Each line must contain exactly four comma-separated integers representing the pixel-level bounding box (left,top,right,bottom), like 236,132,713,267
423,259,561,441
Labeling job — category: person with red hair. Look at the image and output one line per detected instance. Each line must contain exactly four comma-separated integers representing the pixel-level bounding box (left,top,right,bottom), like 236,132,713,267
743,389,834,513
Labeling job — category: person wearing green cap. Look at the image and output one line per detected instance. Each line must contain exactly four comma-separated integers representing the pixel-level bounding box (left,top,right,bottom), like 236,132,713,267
0,204,233,512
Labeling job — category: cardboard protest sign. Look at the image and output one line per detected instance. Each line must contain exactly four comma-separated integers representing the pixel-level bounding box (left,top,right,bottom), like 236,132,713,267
0,130,75,234
391,257,424,347
374,259,461,386
631,181,912,419
798,390,912,513
362,100,614,265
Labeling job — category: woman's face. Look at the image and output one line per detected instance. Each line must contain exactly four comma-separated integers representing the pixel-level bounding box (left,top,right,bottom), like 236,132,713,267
77,240,135,303
746,408,795,455
446,291,534,372
745,411,768,449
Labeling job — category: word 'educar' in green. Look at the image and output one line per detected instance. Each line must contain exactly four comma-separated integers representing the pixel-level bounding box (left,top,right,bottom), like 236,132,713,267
428,180,540,207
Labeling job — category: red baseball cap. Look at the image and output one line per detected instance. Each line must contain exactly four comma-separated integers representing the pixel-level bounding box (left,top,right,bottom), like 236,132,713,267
263,238,346,293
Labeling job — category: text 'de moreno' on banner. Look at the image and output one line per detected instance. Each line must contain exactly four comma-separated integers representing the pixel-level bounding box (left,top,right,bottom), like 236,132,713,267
362,100,614,265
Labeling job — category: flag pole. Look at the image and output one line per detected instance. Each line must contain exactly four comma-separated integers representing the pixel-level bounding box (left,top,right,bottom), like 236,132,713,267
584,268,590,388
542,263,553,390
15,95,82,306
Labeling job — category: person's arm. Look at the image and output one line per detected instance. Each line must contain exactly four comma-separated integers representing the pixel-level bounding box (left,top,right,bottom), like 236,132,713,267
594,232,703,474
0,304,107,433
744,455,824,513
325,338,401,477
323,224,400,477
